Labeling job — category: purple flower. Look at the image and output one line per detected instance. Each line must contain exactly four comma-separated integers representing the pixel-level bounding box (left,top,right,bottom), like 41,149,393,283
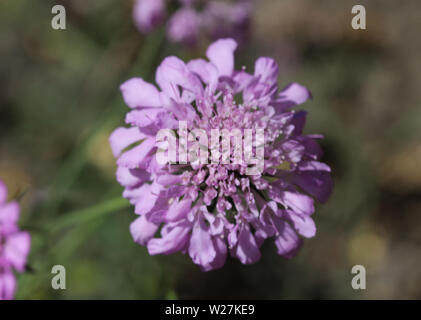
202,1,251,44
167,7,201,46
110,39,333,271
0,180,31,300
133,0,165,32
133,0,251,45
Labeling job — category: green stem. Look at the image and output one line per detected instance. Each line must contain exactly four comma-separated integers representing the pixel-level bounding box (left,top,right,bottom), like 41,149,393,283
49,197,131,233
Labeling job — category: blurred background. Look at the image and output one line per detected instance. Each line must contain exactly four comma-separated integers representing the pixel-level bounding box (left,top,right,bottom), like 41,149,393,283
1,0,420,299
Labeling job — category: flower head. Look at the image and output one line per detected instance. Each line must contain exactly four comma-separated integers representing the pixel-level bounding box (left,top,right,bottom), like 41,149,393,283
110,39,333,271
0,180,31,300
133,0,251,46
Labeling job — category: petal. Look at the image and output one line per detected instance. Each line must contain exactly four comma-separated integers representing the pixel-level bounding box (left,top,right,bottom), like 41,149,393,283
206,38,237,77
117,137,156,169
232,70,254,93
254,57,279,85
228,225,239,248
188,216,216,267
147,220,191,255
293,161,333,203
125,108,163,128
233,224,261,264
200,236,227,271
156,174,182,186
5,231,31,272
290,111,307,136
0,180,7,204
298,160,331,172
165,198,192,222
133,0,165,32
116,166,150,189
277,83,312,108
297,136,323,160
279,190,315,216
0,201,19,233
273,220,303,258
284,211,316,238
253,208,277,240
132,182,162,215
120,78,162,108
130,215,160,246
281,139,305,163
167,8,200,45
187,59,219,92
156,56,203,101
0,271,16,300
109,127,145,158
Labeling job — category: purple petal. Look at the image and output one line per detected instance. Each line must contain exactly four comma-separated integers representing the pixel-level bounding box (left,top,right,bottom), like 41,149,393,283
187,59,219,93
278,83,312,108
253,208,277,240
156,56,203,101
117,137,155,169
232,224,261,264
125,108,162,128
293,161,333,203
297,136,323,160
120,78,162,109
206,38,237,77
116,167,150,189
283,211,316,238
200,236,227,272
0,180,7,204
130,215,160,246
273,220,303,259
290,111,307,136
254,57,279,85
0,271,16,300
109,127,145,158
132,182,162,215
0,201,19,233
188,216,216,267
147,220,191,255
167,8,200,46
281,139,305,163
232,71,254,93
279,190,315,216
133,0,165,32
4,231,30,272
165,198,192,222
156,174,182,186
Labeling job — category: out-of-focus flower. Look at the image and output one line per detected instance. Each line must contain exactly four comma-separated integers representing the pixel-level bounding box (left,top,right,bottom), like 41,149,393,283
202,1,251,44
133,0,166,32
133,0,252,46
110,38,332,271
0,180,31,300
167,7,201,46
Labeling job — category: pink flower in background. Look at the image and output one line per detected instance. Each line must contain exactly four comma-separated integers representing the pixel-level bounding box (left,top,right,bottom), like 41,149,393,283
133,0,166,32
0,180,31,300
110,38,333,271
167,7,201,46
133,0,251,45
